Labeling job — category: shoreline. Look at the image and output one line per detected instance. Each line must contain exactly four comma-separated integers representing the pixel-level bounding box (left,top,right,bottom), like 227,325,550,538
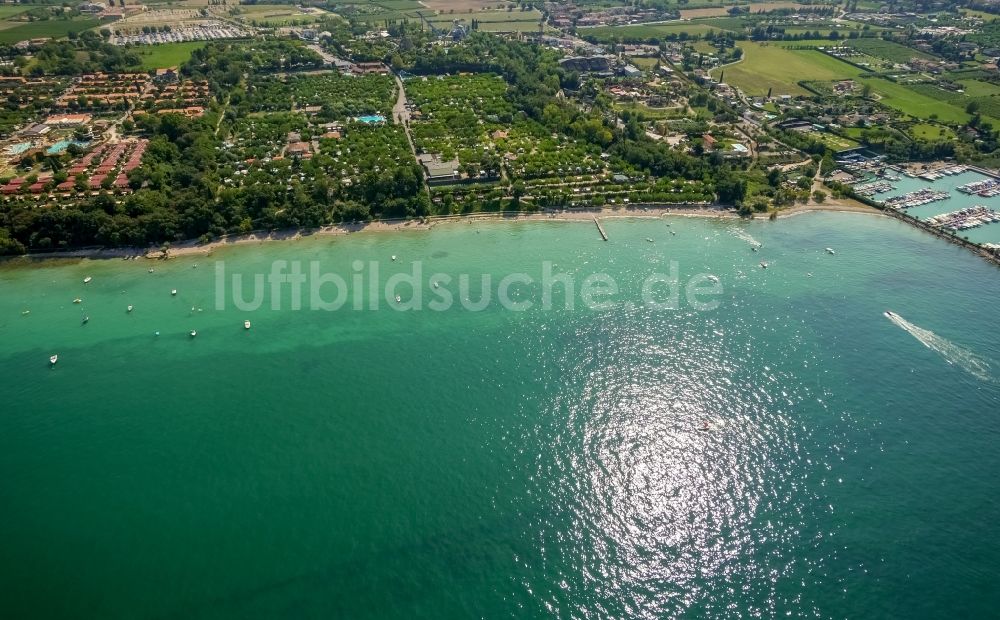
5,203,882,262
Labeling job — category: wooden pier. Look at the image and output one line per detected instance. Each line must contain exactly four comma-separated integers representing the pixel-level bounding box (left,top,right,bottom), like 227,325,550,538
593,217,608,241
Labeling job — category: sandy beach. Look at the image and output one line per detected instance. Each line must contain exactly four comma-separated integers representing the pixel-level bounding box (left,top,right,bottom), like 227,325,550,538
8,202,882,261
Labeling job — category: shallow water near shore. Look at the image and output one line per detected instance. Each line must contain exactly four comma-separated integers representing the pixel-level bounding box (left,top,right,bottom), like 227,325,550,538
2,212,1000,618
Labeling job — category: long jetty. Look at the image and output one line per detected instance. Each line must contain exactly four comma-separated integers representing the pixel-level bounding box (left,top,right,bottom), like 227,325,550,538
594,217,608,241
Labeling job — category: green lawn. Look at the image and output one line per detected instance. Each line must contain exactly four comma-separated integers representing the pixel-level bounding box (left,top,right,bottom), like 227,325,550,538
713,42,862,96
0,18,100,44
131,41,209,70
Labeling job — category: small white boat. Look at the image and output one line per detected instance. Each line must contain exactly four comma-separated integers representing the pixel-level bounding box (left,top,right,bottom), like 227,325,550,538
432,281,439,289
190,330,197,338
395,295,402,303
83,276,92,284
148,268,154,273
154,331,160,337
391,255,397,261
49,355,58,365
707,275,720,283
81,316,89,324
127,305,134,313
884,310,896,319
21,310,30,316
171,289,177,296
759,261,768,269
825,247,836,255
244,320,251,330
646,237,654,243
73,298,82,304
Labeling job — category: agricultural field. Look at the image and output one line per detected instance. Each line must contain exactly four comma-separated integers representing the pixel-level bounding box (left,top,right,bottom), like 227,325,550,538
230,5,334,27
244,74,396,120
421,0,511,10
331,0,431,23
0,18,100,44
427,7,543,24
580,22,732,42
842,38,936,63
712,42,862,96
679,2,805,19
904,81,1000,122
428,8,547,33
859,77,973,124
0,6,31,20
957,79,1000,98
131,42,208,70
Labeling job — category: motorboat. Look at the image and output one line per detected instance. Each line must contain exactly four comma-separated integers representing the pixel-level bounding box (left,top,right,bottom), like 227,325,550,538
884,310,896,319
190,330,197,338
81,316,89,325
127,305,134,313
49,355,58,365
171,289,177,296
73,298,82,304
825,247,836,255
83,276,92,284
759,261,768,269
244,320,251,330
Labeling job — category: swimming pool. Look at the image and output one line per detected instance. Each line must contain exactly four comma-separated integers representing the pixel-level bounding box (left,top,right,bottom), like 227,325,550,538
355,115,387,124
46,140,89,155
5,142,32,156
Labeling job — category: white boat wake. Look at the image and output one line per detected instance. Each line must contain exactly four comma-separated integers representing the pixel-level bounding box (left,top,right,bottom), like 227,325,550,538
729,227,761,248
885,311,994,382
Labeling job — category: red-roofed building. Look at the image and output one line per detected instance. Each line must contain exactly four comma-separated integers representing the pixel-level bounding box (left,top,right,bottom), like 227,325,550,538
89,175,106,189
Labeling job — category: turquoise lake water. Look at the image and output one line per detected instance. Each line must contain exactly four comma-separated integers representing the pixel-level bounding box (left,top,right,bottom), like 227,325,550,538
871,170,1000,244
1,213,999,618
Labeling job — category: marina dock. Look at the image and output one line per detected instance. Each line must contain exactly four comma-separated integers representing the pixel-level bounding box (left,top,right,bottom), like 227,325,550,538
594,217,608,241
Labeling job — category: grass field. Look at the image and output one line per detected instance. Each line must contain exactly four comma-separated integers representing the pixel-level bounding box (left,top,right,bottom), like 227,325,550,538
909,123,956,141
580,22,732,42
958,79,1000,98
0,18,100,44
131,41,208,70
0,6,31,19
860,77,971,124
816,132,860,151
712,42,862,96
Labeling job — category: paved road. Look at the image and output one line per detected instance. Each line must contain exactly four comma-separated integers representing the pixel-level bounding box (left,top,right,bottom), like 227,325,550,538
393,73,429,196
